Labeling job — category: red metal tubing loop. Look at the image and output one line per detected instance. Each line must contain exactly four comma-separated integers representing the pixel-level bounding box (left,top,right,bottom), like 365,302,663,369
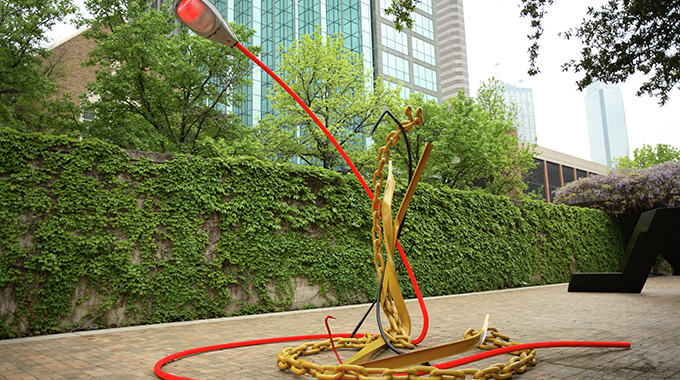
235,43,429,342
154,333,357,380
425,340,631,373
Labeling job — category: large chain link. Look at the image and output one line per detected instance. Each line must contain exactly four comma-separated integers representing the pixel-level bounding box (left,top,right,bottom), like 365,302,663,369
370,106,422,275
370,106,423,347
276,327,537,379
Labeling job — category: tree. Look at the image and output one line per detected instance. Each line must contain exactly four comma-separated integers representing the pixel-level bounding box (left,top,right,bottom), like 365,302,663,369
387,0,680,105
523,0,680,105
613,143,680,169
372,80,536,198
256,28,402,171
0,0,79,131
78,3,260,154
383,0,419,31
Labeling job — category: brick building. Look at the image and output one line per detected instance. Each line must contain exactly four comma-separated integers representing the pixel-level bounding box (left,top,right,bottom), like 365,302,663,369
49,29,99,110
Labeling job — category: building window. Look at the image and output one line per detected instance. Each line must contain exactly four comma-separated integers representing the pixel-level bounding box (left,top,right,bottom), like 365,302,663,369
413,13,434,40
526,158,545,199
298,0,319,36
379,0,389,17
416,0,432,14
381,23,408,54
412,37,435,65
562,165,574,184
576,169,588,180
384,79,410,99
421,92,437,102
326,0,362,54
547,161,560,202
382,51,409,82
413,63,437,91
81,110,94,122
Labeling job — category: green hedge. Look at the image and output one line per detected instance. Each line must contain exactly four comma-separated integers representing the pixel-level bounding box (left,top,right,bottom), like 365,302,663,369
0,128,625,338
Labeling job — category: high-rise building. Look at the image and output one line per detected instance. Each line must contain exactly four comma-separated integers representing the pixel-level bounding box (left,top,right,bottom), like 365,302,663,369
434,0,469,99
198,0,469,126
584,81,630,167
502,82,537,143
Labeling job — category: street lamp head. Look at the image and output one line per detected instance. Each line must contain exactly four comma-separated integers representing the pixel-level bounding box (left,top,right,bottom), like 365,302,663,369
174,0,239,47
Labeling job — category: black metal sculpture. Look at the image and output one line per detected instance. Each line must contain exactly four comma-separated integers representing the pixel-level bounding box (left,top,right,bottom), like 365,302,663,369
568,207,680,293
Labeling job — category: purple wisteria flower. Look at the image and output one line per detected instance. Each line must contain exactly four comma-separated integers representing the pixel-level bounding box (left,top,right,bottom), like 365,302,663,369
553,162,680,214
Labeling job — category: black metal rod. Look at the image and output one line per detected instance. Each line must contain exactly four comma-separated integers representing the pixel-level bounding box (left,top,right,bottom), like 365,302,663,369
370,109,414,184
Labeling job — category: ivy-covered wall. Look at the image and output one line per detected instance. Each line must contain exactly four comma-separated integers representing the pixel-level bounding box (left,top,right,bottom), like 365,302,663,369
0,128,625,338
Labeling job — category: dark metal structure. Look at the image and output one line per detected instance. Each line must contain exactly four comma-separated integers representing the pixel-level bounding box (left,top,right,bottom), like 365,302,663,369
568,207,680,293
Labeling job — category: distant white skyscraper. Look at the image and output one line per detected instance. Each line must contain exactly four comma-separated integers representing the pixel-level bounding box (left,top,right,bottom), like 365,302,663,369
584,81,630,167
502,82,537,143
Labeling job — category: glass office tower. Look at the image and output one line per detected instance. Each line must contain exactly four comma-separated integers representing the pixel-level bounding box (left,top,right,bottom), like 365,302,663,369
206,0,469,127
502,82,537,143
584,81,630,167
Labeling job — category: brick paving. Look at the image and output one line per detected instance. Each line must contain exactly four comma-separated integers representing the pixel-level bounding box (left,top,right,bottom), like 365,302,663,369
1,276,679,380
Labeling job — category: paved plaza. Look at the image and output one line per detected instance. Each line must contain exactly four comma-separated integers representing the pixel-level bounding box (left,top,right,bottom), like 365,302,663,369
1,276,679,380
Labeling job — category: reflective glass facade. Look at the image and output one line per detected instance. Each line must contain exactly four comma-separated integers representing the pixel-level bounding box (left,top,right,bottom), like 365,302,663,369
546,161,560,201
562,165,574,184
212,0,467,127
526,158,545,200
382,51,409,82
412,37,435,65
502,83,537,143
215,0,369,126
412,13,434,40
376,0,443,99
414,63,437,91
381,23,408,54
416,0,432,14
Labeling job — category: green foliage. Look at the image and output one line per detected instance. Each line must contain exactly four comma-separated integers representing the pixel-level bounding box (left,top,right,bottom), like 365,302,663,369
518,0,554,76
383,0,419,31
553,161,680,243
0,0,80,132
79,4,260,155
392,187,624,295
560,0,680,105
0,127,376,336
256,28,402,171
521,0,680,104
194,136,267,161
372,82,536,198
77,0,149,34
613,143,680,169
0,128,624,337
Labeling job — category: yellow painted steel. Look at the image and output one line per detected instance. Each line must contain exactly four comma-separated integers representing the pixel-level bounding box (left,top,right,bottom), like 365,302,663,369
344,107,431,366
276,324,537,380
343,336,386,365
360,314,489,369
275,106,539,379
345,139,434,366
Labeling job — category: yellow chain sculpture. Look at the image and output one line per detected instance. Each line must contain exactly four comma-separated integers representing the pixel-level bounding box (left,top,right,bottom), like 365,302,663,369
276,106,537,380
276,325,537,380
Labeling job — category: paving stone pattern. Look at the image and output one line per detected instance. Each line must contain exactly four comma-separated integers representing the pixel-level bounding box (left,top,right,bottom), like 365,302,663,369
1,276,679,380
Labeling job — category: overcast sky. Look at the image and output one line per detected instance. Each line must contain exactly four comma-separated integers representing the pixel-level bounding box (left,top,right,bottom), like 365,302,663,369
464,0,679,161
47,0,679,162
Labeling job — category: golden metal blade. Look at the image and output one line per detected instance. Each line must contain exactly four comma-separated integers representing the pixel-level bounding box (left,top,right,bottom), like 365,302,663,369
361,315,490,369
